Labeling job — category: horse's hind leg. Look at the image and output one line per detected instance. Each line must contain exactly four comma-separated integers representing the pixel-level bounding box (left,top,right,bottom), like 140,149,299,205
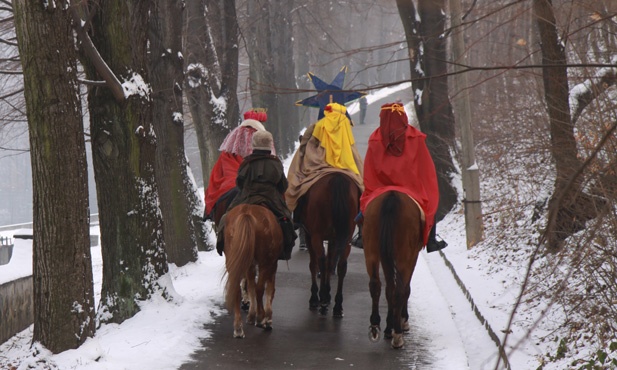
402,284,411,332
259,264,277,330
367,265,382,342
383,272,395,339
253,266,266,328
307,234,321,310
318,249,331,315
332,252,348,318
232,288,245,338
390,285,405,349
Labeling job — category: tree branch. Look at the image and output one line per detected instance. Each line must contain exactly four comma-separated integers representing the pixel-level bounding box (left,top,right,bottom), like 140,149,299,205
570,60,617,124
69,4,125,102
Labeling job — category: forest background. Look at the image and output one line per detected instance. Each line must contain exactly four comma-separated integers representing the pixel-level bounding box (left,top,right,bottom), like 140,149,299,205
0,0,616,368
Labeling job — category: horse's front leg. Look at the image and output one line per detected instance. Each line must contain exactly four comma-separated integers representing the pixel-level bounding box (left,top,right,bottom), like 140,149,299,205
241,278,250,312
254,265,269,329
246,266,257,325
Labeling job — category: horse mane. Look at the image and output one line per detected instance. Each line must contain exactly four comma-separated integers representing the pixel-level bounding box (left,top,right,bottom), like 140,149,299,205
224,213,256,312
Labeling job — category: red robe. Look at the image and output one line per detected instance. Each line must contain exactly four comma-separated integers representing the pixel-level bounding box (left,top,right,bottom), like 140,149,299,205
204,152,243,216
360,125,439,245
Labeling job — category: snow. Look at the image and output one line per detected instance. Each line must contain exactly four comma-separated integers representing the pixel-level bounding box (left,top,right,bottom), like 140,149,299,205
0,84,595,370
122,72,151,99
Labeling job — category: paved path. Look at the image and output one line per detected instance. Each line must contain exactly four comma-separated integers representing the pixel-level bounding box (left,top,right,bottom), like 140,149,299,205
179,88,470,370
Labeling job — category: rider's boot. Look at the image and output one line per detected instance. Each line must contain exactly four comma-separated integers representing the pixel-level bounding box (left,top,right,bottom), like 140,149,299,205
426,224,447,253
279,217,297,260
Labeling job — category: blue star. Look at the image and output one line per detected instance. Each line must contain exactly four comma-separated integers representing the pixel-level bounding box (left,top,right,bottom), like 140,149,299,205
296,66,366,119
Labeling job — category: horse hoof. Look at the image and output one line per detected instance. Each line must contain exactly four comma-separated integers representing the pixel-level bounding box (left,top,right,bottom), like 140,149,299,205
391,333,404,349
319,306,328,316
233,330,245,338
402,320,410,332
262,321,273,331
368,326,381,342
333,309,344,318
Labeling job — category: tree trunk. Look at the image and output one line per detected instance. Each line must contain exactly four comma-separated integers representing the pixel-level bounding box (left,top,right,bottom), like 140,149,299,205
533,0,595,251
84,0,169,324
184,0,240,187
245,0,299,156
13,0,95,352
150,0,204,264
396,0,458,219
449,0,484,248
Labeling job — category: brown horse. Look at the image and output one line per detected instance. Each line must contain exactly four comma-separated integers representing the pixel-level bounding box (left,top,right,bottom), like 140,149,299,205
209,188,252,311
362,191,423,349
295,172,360,317
223,204,283,338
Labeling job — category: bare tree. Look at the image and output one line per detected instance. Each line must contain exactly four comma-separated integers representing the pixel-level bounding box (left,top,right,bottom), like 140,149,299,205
396,0,458,218
240,0,299,155
149,0,205,264
184,0,240,187
12,0,95,352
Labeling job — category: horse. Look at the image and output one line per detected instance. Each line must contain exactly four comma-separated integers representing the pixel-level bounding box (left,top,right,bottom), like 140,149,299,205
208,188,252,311
295,172,360,317
223,204,283,338
362,190,423,349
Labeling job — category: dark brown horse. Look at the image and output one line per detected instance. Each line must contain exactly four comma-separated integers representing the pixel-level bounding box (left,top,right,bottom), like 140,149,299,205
223,204,283,338
295,172,361,317
362,191,423,349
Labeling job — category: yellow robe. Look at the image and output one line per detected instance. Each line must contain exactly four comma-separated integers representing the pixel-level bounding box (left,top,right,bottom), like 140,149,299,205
311,103,360,175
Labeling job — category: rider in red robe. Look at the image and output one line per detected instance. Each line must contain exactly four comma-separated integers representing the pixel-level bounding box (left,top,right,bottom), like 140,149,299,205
358,102,446,252
203,109,271,221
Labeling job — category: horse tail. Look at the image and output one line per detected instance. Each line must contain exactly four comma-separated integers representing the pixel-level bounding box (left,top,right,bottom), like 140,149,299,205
331,174,351,260
224,213,255,311
379,192,400,282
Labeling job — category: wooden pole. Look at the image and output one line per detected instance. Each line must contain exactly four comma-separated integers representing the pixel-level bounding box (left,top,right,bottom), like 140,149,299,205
449,0,484,248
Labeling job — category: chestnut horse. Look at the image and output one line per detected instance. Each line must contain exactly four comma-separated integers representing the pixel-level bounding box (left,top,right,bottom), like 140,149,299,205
295,172,361,316
362,191,423,349
223,204,283,338
210,188,251,311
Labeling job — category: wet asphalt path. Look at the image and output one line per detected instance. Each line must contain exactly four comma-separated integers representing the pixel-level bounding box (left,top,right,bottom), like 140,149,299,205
178,247,436,370
178,87,439,370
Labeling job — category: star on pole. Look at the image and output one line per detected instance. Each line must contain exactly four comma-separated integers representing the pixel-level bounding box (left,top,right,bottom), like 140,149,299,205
296,66,366,119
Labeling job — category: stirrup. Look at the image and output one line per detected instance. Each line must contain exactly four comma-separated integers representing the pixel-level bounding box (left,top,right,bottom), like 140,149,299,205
426,239,447,253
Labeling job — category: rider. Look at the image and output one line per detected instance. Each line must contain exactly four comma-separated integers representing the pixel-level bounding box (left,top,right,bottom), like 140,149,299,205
285,102,364,218
203,109,270,223
355,102,447,253
216,130,297,260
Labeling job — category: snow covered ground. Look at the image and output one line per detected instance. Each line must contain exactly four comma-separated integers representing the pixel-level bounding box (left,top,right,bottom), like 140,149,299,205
0,84,583,369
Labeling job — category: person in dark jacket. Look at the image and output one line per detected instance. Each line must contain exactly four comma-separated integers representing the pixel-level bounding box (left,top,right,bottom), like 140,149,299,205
216,130,297,260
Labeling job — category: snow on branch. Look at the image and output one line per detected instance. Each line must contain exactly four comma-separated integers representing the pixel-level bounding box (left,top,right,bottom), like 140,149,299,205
69,4,125,102
569,56,617,124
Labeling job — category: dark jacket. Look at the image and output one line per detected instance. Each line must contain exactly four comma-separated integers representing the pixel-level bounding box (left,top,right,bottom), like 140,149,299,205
228,150,292,220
